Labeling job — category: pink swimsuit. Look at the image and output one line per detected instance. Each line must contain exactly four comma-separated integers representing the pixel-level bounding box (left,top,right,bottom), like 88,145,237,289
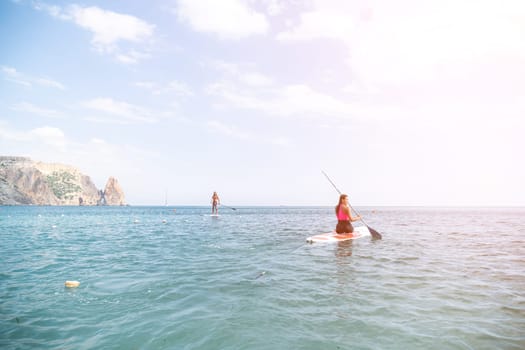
336,206,353,234
337,207,350,221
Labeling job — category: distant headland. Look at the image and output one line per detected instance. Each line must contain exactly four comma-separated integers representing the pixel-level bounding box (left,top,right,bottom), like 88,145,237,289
0,156,126,206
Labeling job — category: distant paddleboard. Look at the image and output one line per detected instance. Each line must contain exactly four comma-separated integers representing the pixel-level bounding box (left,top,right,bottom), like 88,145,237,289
306,226,370,243
210,214,220,217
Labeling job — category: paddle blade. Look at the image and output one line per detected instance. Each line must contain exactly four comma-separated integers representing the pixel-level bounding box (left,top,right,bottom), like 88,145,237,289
367,226,382,240
221,204,237,210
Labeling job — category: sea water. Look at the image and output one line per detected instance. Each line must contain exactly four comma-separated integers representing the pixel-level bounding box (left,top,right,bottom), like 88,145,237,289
0,206,524,350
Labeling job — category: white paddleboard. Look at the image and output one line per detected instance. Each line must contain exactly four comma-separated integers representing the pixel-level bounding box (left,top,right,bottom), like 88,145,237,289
306,226,371,243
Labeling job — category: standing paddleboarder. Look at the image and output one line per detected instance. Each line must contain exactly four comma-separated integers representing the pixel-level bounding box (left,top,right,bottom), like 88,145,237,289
211,191,220,215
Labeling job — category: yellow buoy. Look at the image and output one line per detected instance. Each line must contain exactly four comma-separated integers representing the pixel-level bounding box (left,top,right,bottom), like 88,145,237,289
65,280,80,288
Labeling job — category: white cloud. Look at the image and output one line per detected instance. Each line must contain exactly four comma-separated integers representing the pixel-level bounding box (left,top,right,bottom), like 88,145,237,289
175,0,269,39
35,77,66,89
238,71,274,87
341,80,380,96
206,120,250,139
262,0,286,16
32,2,66,19
268,136,291,146
67,5,154,50
268,0,525,138
134,81,156,90
0,121,29,142
133,80,194,97
205,62,363,119
276,0,525,88
203,61,407,125
207,60,274,87
1,66,31,87
0,123,67,151
276,10,353,41
115,50,151,64
166,81,194,97
29,126,67,150
83,98,157,124
11,102,61,118
34,3,155,63
1,65,65,89
207,81,358,118
272,84,354,117
205,119,291,147
90,138,106,145
2,66,19,77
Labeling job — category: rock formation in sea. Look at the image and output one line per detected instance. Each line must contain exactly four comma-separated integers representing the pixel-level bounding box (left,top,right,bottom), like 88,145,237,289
0,156,126,206
103,177,126,206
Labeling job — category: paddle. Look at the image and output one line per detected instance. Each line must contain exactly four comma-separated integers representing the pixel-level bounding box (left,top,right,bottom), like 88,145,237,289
321,170,382,240
221,204,237,211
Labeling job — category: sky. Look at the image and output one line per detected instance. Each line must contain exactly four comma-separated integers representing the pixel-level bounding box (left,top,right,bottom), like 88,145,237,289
1,0,524,206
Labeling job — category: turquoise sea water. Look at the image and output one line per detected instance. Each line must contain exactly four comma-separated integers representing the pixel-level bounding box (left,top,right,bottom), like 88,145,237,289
1,206,524,350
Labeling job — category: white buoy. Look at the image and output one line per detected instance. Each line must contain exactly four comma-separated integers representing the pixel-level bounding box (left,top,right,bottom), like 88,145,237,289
65,280,80,288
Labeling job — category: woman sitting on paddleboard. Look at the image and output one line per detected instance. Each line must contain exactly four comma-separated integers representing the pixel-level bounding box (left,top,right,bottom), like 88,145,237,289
335,194,361,234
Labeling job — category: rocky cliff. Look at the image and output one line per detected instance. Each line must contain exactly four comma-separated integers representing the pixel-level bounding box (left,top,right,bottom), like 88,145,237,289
103,177,126,206
0,156,126,206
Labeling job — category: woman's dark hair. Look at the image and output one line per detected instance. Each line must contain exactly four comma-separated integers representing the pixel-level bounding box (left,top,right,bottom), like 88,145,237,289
335,194,348,215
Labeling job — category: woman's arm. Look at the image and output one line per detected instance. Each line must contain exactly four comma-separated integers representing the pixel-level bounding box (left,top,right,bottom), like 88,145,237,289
346,205,361,222
351,215,362,222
